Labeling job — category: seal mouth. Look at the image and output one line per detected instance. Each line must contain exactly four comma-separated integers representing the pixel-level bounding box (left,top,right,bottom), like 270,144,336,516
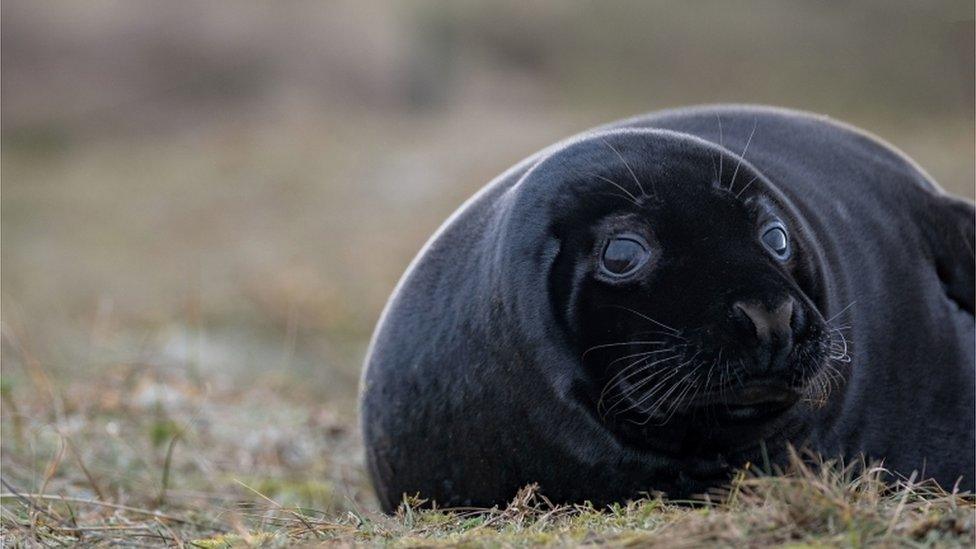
694,380,799,421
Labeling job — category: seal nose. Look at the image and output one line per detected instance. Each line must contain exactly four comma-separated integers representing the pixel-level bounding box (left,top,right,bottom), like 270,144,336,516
732,297,796,371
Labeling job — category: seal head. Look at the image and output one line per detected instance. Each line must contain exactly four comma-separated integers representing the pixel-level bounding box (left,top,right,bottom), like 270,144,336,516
524,130,835,454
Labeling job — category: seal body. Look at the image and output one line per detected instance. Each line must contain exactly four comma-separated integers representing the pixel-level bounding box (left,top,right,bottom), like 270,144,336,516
360,105,975,512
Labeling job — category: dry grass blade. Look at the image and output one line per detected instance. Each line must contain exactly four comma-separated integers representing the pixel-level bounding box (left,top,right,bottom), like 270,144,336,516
0,493,221,531
232,478,323,540
61,435,106,502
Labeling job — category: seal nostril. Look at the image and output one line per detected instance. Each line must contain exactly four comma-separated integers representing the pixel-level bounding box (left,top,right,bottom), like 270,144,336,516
733,301,781,342
732,298,796,370
732,302,759,339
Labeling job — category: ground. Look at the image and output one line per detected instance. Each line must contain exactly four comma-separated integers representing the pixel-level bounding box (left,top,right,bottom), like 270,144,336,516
1,362,974,547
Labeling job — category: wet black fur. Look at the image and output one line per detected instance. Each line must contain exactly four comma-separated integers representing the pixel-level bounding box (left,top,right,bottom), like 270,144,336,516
360,105,975,512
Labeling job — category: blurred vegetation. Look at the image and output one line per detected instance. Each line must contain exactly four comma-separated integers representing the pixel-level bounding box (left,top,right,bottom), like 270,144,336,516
1,1,974,544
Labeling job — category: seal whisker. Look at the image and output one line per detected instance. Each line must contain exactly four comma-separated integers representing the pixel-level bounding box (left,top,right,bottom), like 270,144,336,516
657,363,707,426
729,118,758,192
602,369,676,415
718,357,735,414
626,351,702,418
602,346,687,370
647,379,694,426
608,368,681,416
715,114,725,184
688,362,709,403
823,361,842,388
701,355,720,393
600,351,684,404
598,305,683,336
581,339,676,359
715,349,730,406
630,357,704,425
628,329,689,340
655,361,706,424
734,175,759,199
587,172,641,205
827,328,851,362
603,351,685,401
597,348,692,409
802,348,845,406
731,358,746,388
598,358,662,415
594,192,642,205
600,359,681,416
825,300,857,324
600,136,651,200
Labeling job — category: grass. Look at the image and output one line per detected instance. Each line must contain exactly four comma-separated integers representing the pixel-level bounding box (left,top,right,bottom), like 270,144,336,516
1,338,973,547
2,450,974,547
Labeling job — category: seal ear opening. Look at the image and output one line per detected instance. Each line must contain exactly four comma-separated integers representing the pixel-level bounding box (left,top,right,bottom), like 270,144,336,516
929,196,975,316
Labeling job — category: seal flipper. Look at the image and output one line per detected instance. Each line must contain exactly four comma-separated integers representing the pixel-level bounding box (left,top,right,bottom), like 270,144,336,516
928,195,975,316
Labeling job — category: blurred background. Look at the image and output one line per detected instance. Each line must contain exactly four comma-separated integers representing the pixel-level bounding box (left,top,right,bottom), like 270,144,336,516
2,0,973,514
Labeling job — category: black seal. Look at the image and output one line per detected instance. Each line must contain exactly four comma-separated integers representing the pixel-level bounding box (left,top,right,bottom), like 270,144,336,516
360,105,975,512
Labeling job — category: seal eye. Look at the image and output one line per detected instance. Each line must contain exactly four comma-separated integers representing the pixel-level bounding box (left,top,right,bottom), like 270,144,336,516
601,236,649,277
761,224,791,260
